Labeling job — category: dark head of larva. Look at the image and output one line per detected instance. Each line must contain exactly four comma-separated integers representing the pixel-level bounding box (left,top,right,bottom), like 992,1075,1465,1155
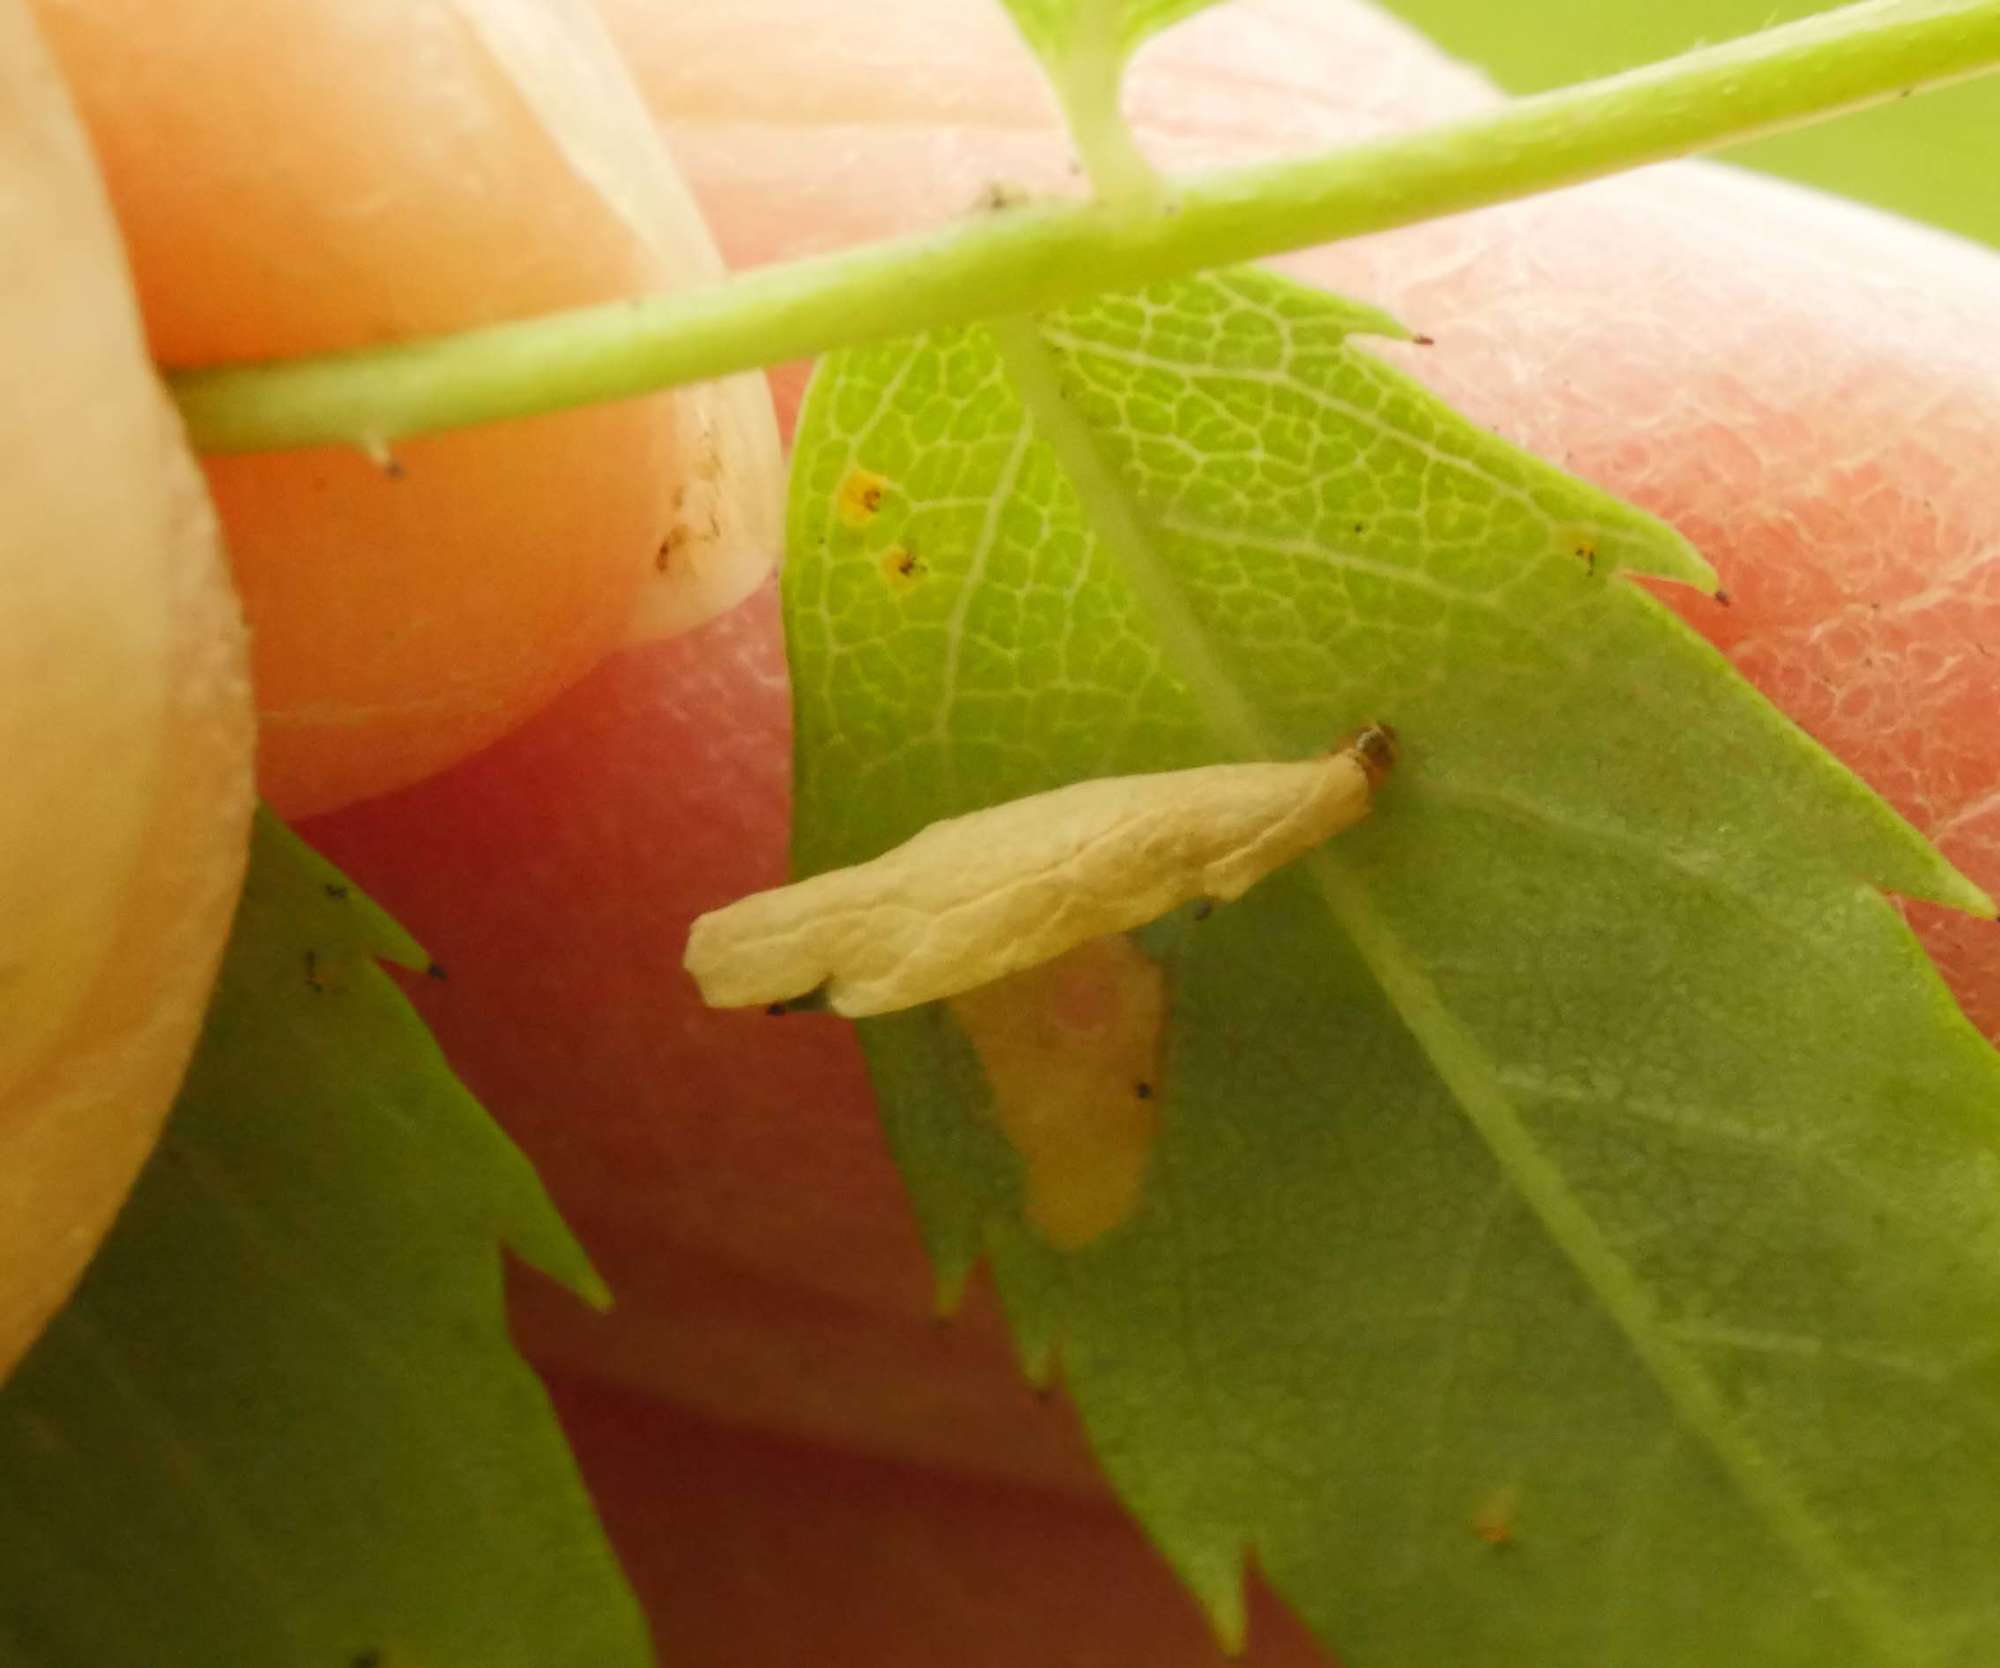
1349,721,1398,788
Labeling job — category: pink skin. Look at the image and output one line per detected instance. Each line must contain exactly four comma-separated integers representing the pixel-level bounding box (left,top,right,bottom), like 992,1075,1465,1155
549,1375,1329,1668
306,0,2000,1655
25,0,778,820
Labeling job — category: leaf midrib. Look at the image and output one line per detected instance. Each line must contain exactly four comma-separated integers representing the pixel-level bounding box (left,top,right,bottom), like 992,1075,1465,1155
984,309,1929,1666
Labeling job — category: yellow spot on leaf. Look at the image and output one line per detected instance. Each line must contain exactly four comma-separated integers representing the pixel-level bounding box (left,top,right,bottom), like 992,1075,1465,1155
1553,521,1599,577
835,467,891,528
878,545,926,591
948,935,1166,1251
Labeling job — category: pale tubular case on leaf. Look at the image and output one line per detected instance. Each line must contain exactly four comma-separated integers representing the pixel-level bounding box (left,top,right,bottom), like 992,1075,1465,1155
684,725,1396,1018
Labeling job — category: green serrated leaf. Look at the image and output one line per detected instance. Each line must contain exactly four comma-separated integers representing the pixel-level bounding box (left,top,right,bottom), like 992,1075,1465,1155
0,812,648,1668
783,266,2000,1666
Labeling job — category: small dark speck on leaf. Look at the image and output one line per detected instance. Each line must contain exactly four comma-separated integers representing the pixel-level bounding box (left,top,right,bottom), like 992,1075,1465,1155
323,883,350,901
1410,332,1436,347
351,1651,384,1668
1192,899,1215,922
1714,588,1733,608
766,1003,788,1017
1350,522,1365,535
425,962,449,982
880,544,928,587
1135,1081,1154,1101
304,949,324,994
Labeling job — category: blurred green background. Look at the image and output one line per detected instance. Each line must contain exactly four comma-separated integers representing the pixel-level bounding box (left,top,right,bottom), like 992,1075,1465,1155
1381,0,2000,247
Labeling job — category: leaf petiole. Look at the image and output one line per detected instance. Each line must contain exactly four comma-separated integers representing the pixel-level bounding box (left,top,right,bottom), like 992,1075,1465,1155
171,0,2000,456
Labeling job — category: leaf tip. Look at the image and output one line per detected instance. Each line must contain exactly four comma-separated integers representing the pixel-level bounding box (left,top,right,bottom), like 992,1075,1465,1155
1017,1327,1059,1392
931,1260,972,1320
1345,298,1417,346
1185,1549,1249,1656
255,808,432,972
1940,869,1997,922
572,1264,615,1313
500,1192,614,1313
1627,526,1719,593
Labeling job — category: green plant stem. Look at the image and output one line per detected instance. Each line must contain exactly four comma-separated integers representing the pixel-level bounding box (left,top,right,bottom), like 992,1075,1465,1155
1049,0,1167,212
173,0,2000,455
